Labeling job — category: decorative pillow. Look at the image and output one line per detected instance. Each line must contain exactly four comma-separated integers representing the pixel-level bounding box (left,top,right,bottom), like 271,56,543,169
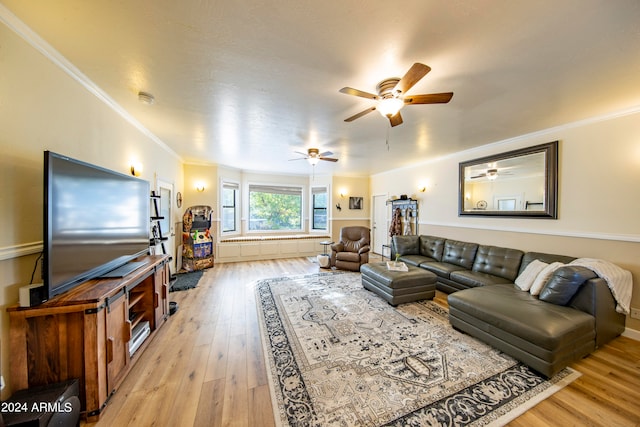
529,262,565,296
539,266,598,305
514,259,549,291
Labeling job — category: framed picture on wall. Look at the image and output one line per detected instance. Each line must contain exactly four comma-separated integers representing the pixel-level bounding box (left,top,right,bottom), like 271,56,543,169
349,196,363,210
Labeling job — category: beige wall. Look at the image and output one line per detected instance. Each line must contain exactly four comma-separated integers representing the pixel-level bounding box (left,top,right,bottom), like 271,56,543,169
0,18,183,396
372,111,640,331
184,163,219,212
331,175,371,242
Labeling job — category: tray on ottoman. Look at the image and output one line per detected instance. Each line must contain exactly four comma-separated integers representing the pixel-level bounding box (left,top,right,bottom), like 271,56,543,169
361,262,437,306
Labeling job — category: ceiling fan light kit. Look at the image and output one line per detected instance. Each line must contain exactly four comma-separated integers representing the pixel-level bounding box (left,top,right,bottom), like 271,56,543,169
340,63,453,127
377,95,404,118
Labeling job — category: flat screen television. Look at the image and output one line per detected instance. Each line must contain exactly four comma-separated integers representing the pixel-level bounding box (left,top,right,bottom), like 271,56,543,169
43,151,150,302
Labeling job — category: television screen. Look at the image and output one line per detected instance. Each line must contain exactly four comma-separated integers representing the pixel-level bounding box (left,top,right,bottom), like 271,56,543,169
44,151,150,300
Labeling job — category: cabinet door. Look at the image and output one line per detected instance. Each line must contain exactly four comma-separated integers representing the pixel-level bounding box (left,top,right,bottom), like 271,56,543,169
154,262,169,328
106,290,130,391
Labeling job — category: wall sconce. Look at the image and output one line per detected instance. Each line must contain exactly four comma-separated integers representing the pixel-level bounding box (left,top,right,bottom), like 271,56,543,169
339,188,348,198
418,186,426,193
130,162,142,177
195,182,205,192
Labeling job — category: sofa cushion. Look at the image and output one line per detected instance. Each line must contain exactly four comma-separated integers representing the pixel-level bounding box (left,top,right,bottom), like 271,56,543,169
515,259,549,291
399,255,437,267
471,245,524,281
441,240,478,269
419,262,467,279
392,235,420,256
449,270,515,288
519,252,576,276
448,284,595,352
539,266,598,305
530,262,565,296
419,235,445,261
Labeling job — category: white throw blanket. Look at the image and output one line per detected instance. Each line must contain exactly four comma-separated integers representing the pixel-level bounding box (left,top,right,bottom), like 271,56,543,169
570,258,633,315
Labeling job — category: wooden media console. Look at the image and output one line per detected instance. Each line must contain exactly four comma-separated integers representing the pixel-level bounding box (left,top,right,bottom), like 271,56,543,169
8,255,171,421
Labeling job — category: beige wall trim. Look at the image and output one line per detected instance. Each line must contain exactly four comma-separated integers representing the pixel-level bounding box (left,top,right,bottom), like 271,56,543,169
0,241,43,261
0,4,181,162
622,328,640,342
419,221,640,244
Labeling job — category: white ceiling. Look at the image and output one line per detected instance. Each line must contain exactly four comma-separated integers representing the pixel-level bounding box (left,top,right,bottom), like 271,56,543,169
3,0,640,176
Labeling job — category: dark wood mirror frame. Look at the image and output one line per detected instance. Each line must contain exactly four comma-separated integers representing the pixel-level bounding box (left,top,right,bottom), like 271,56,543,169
459,141,558,218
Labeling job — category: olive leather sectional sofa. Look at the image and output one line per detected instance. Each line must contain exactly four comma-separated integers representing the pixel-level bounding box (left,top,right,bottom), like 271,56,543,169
391,235,626,377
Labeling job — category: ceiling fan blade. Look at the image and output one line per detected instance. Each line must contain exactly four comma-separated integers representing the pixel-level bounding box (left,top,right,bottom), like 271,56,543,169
404,92,454,104
288,157,306,161
345,106,376,122
395,63,431,94
389,111,403,127
339,87,378,100
319,151,333,157
293,151,309,157
470,174,486,179
319,157,339,162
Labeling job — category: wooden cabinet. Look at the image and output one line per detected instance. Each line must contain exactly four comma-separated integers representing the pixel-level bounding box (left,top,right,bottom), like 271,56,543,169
106,289,130,391
153,260,170,328
8,255,170,421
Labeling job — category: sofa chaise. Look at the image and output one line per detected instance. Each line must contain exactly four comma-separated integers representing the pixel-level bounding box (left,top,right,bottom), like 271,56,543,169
391,235,627,377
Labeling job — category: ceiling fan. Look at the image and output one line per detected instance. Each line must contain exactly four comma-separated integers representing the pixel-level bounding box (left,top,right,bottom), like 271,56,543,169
470,168,514,180
339,63,453,127
289,148,338,165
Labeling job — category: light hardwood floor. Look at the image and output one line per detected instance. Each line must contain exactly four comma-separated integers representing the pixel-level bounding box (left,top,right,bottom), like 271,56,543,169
87,256,640,426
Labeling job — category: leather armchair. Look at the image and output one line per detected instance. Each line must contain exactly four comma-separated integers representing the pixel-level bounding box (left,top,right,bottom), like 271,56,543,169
330,226,371,271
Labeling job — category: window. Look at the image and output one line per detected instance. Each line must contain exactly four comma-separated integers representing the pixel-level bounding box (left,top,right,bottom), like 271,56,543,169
311,187,328,230
249,184,302,231
222,182,239,232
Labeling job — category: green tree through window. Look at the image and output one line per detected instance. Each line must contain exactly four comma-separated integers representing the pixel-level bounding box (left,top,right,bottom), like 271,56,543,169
249,185,302,231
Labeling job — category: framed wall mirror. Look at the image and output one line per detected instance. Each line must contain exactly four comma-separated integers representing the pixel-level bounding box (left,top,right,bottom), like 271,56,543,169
459,141,558,218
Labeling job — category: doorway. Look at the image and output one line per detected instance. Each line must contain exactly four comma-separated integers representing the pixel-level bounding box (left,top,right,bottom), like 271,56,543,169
372,194,388,255
157,179,175,274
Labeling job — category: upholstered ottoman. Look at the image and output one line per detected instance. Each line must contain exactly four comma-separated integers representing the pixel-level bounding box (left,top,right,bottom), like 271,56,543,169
361,262,437,306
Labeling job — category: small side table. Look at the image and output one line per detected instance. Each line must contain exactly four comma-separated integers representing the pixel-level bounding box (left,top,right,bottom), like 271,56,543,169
318,241,334,268
381,244,391,261
319,241,334,255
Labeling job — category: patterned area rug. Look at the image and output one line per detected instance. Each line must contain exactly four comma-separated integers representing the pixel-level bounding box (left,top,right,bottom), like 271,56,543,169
255,272,580,427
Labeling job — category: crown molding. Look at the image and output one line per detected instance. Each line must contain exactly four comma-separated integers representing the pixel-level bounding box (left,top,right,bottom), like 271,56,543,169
0,4,182,162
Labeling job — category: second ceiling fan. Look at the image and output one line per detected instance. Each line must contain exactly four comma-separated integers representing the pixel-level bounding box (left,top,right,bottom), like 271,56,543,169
290,148,338,165
340,63,453,127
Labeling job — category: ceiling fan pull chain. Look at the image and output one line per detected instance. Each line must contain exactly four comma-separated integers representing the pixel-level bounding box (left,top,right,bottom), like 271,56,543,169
386,125,390,151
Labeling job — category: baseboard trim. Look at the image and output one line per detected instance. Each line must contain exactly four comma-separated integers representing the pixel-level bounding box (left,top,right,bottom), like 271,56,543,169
622,328,640,342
